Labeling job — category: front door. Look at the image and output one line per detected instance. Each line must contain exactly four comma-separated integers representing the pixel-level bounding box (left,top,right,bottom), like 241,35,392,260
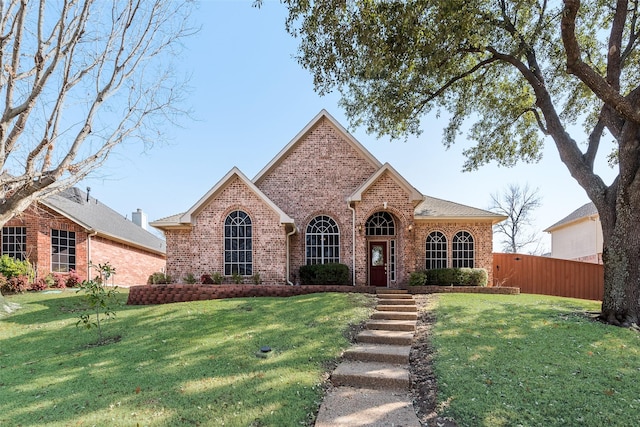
369,241,388,287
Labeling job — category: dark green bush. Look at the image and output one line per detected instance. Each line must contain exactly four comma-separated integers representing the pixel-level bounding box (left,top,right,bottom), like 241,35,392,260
408,271,427,286
421,268,488,287
299,263,350,285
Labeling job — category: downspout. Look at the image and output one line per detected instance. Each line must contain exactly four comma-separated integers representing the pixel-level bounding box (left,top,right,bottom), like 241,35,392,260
348,201,356,286
286,225,298,285
87,229,98,280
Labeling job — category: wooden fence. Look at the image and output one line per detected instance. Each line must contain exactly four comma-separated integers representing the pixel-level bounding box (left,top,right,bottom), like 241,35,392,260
492,253,604,301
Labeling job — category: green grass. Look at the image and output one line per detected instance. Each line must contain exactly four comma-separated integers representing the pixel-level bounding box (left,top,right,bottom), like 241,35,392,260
0,289,374,426
431,294,640,427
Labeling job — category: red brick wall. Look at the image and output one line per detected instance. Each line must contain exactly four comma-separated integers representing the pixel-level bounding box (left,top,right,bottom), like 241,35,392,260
164,175,288,284
256,118,378,283
90,236,166,285
2,203,165,285
413,221,495,284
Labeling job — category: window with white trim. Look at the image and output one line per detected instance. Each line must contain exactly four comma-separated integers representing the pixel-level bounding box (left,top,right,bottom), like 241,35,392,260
365,212,395,236
426,231,447,269
51,229,76,272
306,215,340,264
452,231,474,268
2,226,27,261
224,210,253,276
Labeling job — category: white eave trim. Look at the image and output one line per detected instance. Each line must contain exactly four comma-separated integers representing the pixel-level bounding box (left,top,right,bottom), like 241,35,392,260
179,167,295,226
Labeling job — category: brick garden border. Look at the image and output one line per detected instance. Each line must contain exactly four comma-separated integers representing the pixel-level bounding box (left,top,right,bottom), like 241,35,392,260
126,284,520,305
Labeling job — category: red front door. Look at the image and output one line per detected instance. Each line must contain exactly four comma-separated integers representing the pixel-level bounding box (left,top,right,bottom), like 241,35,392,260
369,241,388,287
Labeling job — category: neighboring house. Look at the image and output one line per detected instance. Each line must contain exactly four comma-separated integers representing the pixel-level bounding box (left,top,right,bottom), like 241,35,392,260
2,187,166,285
544,202,602,264
151,110,505,287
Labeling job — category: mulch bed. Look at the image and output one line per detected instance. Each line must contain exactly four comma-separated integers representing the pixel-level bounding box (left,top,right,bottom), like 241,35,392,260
409,295,458,427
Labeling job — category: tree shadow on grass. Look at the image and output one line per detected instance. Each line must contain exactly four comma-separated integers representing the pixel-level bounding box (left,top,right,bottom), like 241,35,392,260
0,292,372,426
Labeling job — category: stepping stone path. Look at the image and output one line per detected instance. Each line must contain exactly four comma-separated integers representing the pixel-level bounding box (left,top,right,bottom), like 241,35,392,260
315,289,421,426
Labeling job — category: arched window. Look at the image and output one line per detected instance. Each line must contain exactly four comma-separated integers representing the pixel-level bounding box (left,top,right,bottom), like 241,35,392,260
452,231,474,268
426,231,447,269
306,215,340,264
224,210,252,275
365,212,395,236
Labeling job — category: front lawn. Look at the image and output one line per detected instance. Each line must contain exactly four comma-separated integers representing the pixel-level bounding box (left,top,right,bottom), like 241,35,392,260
431,294,640,426
0,289,374,426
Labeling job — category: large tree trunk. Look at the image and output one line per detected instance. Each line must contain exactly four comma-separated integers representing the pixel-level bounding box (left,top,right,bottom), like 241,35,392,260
600,196,640,326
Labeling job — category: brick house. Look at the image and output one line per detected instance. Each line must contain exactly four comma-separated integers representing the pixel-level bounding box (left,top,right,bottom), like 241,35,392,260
2,187,166,285
152,110,504,287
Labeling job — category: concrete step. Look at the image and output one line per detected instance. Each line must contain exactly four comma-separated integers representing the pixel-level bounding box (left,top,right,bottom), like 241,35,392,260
377,293,414,299
366,319,416,331
376,298,415,305
376,289,408,295
331,361,410,390
377,304,417,312
315,387,420,427
371,311,418,320
357,329,414,346
343,344,411,364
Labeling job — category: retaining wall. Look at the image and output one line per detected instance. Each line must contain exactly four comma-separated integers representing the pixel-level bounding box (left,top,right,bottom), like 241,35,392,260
126,284,519,305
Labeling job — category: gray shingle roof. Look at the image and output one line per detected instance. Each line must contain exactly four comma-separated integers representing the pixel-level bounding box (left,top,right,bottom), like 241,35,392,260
544,202,597,232
43,187,166,254
414,195,505,221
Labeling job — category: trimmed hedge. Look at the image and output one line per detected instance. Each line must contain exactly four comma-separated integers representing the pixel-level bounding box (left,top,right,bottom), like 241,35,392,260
409,268,488,287
299,263,350,285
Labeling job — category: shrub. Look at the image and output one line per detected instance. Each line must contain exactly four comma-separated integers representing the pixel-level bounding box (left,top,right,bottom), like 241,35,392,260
408,271,427,286
65,270,82,288
147,272,172,285
201,274,214,284
299,263,350,285
30,278,49,291
51,272,67,289
251,273,262,285
0,273,7,292
425,268,488,287
184,273,198,284
3,275,30,293
0,255,33,280
211,272,223,284
232,272,243,284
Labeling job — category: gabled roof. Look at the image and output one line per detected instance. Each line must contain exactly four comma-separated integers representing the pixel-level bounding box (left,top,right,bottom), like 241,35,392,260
544,202,597,232
178,167,295,225
253,109,382,184
43,188,166,255
348,163,423,204
414,195,506,224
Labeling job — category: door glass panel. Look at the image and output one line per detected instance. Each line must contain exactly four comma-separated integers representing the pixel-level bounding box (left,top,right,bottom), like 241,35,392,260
371,245,384,266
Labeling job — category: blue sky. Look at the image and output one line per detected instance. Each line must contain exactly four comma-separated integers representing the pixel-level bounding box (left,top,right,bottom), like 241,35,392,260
81,0,617,253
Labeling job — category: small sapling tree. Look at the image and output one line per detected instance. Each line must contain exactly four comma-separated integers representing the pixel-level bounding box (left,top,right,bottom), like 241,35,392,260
77,262,119,345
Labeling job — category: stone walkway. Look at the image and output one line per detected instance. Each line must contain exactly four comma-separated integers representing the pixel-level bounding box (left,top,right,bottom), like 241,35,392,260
315,289,421,427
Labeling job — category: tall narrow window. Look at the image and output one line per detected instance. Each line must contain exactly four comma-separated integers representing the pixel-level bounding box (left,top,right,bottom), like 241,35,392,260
426,231,448,269
389,239,396,281
306,215,340,264
452,231,474,268
2,227,27,261
224,210,252,276
51,229,76,272
365,212,395,236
